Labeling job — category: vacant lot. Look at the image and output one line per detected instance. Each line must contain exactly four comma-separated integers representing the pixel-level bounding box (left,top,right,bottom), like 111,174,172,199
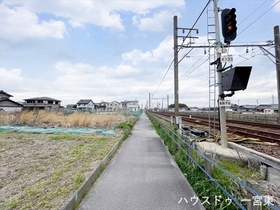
0,111,137,210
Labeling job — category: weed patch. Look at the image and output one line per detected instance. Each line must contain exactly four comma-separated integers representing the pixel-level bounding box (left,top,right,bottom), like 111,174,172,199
147,113,262,209
0,113,138,210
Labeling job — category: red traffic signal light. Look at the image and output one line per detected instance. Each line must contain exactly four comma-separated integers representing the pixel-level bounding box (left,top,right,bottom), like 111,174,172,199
221,8,237,44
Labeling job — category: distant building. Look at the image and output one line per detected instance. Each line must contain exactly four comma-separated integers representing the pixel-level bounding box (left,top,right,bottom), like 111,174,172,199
95,101,108,111
22,97,61,111
264,104,278,114
121,100,139,111
107,101,121,111
76,99,94,110
0,90,23,112
236,105,256,112
254,104,270,113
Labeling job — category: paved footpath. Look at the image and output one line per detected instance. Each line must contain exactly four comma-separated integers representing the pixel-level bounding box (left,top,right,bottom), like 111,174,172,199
78,112,205,210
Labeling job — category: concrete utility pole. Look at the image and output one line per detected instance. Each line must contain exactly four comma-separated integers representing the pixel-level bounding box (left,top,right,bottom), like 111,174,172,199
214,0,228,148
173,16,179,124
274,26,280,123
148,93,151,110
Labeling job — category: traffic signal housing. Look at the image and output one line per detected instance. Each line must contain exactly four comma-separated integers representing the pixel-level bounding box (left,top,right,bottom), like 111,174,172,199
221,8,237,44
222,66,252,92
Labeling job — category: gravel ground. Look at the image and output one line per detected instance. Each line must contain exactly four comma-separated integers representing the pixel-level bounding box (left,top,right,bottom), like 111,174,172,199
240,143,280,159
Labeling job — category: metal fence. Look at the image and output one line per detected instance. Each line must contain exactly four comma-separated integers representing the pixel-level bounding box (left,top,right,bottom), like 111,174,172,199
147,111,279,210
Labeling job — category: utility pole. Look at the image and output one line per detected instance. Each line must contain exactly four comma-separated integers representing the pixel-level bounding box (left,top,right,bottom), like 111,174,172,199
274,25,280,123
214,0,228,148
174,16,179,125
167,95,169,109
148,93,151,110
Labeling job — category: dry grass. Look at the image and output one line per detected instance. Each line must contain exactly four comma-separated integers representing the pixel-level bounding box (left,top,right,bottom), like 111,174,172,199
0,110,130,128
0,111,138,210
0,133,123,210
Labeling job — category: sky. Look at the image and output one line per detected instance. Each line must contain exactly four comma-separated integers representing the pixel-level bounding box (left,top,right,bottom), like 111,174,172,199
0,0,280,109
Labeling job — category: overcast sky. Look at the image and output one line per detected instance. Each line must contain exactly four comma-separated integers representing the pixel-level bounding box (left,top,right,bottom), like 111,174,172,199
0,0,280,108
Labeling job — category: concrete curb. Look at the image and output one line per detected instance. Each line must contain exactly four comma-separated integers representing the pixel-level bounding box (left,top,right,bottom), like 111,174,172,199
228,142,280,170
60,136,126,210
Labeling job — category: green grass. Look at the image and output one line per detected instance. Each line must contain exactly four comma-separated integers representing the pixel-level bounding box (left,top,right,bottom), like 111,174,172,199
147,113,262,209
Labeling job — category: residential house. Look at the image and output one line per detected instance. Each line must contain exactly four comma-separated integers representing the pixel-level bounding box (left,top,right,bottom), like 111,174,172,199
254,104,270,113
0,90,23,112
121,100,139,111
76,99,94,110
107,101,120,111
22,97,61,111
264,104,278,114
95,101,108,111
236,105,256,112
66,104,77,109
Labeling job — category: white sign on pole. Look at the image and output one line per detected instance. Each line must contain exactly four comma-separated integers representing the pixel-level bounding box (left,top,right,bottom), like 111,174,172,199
221,55,233,63
219,100,231,107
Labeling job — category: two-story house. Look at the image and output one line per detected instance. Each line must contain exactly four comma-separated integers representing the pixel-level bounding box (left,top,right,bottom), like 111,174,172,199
0,90,23,112
95,102,108,111
22,97,61,111
107,101,120,111
76,99,95,110
121,100,139,111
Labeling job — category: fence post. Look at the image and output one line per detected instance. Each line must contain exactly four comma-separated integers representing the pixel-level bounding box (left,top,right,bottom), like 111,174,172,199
246,180,261,210
204,152,213,178
187,146,192,162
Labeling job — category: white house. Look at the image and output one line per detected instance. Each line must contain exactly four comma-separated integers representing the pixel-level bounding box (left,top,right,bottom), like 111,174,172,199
107,101,121,111
76,99,95,110
0,90,23,112
121,100,139,111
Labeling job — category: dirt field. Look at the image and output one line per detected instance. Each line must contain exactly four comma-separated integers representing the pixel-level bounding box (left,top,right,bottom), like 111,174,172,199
0,111,136,210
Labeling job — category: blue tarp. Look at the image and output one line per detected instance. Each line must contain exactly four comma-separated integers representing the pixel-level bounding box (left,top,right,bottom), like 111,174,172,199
0,125,115,135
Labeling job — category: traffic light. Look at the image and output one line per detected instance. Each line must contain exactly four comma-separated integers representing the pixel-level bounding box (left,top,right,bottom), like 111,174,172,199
222,66,252,92
221,8,237,44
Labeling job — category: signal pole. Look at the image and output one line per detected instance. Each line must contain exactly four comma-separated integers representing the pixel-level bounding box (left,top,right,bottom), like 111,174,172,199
174,16,179,125
214,0,228,148
274,26,280,123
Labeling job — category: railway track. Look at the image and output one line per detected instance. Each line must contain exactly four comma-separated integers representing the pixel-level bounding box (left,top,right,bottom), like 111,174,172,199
152,111,280,144
150,111,280,160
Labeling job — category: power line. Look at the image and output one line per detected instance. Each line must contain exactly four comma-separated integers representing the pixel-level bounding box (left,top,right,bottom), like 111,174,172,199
151,0,211,97
151,59,173,97
238,0,280,36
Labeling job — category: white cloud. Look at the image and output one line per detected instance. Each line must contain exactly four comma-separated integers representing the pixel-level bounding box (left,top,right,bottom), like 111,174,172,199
0,68,23,93
122,35,174,65
122,49,154,64
0,4,66,43
273,0,280,12
2,0,185,31
133,10,177,32
54,61,141,87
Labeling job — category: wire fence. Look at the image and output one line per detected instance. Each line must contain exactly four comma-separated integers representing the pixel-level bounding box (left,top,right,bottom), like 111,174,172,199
147,111,279,210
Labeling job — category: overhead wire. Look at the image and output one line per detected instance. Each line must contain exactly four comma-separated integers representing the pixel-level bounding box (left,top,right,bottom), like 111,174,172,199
151,0,278,103
151,59,174,97
151,0,211,99
238,0,280,37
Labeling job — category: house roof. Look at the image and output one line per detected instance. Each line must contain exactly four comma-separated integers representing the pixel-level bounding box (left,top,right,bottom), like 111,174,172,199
24,97,61,102
95,102,108,105
77,99,93,104
255,104,270,109
0,90,13,97
121,100,139,103
268,104,279,109
240,105,257,109
0,98,23,107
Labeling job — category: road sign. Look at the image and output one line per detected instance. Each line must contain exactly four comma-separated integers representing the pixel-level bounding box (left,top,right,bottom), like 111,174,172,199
219,100,231,107
221,55,233,63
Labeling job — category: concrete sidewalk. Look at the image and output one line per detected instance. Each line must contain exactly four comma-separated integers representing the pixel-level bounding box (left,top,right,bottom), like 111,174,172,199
78,112,205,210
